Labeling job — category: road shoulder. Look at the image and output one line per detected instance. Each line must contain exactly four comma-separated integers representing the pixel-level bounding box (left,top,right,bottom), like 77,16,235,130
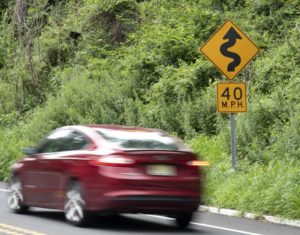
199,205,300,228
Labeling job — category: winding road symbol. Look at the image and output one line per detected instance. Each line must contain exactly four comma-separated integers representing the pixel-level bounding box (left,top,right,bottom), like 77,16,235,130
200,19,259,80
220,27,242,72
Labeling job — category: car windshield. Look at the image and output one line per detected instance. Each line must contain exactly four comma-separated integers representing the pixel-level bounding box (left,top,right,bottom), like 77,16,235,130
96,128,188,151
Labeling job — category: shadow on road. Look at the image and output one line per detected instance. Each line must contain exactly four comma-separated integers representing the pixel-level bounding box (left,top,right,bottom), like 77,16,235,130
24,210,200,233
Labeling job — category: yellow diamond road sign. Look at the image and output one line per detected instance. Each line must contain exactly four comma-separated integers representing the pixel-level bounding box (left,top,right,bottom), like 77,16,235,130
217,82,247,113
200,19,259,80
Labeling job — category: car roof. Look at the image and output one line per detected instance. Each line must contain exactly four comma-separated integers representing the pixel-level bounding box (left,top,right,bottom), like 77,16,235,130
85,124,158,132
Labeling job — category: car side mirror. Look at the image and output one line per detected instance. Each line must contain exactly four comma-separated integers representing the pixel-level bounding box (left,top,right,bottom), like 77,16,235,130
21,147,38,155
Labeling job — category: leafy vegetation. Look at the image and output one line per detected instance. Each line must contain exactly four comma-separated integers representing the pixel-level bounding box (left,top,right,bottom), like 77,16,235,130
190,135,300,219
0,0,299,219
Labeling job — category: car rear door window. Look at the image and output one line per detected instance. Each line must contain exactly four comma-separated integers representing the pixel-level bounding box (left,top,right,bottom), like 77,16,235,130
96,129,190,151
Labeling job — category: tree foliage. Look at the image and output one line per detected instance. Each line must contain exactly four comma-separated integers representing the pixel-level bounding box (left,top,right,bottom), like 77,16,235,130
0,0,299,218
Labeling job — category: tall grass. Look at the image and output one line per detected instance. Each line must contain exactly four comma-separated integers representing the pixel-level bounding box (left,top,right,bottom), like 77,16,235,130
190,135,300,219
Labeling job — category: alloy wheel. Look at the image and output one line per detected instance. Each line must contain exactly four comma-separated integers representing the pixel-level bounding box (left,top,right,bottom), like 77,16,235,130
7,177,28,213
64,183,88,226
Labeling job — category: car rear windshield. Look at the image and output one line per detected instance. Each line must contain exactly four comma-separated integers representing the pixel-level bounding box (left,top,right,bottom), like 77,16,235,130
96,128,188,151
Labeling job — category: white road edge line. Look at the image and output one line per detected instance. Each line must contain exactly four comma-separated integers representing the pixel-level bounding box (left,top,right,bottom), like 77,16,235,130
145,215,264,235
200,205,300,228
190,222,264,235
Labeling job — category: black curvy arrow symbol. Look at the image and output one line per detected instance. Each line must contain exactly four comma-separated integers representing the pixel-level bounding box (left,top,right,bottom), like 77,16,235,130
220,27,242,72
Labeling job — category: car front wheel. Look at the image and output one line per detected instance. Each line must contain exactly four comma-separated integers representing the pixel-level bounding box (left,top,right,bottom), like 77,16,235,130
64,181,89,227
7,176,29,214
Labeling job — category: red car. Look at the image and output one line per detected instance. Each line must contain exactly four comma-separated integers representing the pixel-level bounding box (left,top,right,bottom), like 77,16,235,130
7,125,203,228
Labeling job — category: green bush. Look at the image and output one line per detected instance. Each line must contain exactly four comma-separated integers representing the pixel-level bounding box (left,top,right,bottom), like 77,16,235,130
190,136,300,219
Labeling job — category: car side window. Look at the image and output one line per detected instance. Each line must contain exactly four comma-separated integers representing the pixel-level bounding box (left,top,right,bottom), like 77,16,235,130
38,129,88,153
61,131,88,151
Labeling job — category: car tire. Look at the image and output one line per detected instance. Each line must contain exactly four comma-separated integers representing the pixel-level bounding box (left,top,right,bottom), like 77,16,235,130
175,213,193,229
7,176,29,214
64,181,90,227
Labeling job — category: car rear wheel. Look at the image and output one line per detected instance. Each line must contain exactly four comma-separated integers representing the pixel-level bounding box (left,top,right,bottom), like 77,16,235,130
7,176,29,214
64,181,89,227
175,213,193,229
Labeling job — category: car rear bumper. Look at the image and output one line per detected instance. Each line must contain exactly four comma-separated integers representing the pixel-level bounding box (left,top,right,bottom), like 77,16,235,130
85,189,200,214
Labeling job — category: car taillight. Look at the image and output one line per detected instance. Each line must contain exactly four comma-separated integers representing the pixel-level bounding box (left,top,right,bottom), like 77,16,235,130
89,155,135,167
186,160,210,167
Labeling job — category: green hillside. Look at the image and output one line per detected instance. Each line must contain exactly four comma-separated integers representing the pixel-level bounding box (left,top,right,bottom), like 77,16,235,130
0,0,299,219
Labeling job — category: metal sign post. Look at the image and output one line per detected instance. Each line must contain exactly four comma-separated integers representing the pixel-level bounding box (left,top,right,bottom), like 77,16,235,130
230,113,236,170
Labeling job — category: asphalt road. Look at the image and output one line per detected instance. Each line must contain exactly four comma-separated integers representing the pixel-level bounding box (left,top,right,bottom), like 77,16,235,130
0,183,299,235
